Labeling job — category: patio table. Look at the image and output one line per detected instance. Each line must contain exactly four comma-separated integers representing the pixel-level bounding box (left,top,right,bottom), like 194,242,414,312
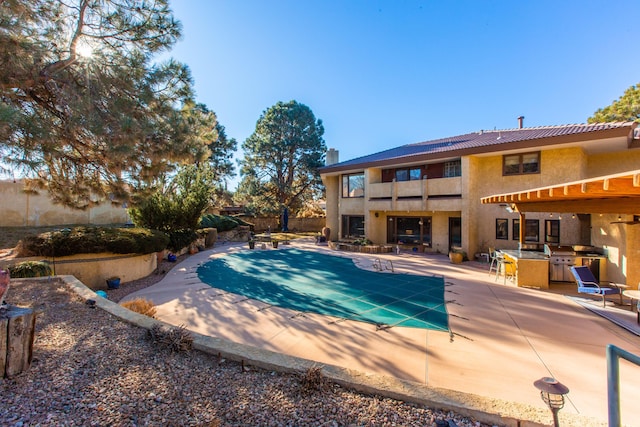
253,234,272,243
623,289,640,308
622,289,640,324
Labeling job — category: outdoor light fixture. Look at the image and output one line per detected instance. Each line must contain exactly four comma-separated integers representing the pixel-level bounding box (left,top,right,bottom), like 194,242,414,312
571,214,575,219
533,377,569,427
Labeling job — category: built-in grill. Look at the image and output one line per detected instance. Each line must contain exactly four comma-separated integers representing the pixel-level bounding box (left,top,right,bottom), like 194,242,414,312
544,245,605,282
545,245,578,282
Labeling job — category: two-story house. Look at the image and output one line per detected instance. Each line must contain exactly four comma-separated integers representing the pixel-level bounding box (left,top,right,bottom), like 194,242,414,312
320,121,640,286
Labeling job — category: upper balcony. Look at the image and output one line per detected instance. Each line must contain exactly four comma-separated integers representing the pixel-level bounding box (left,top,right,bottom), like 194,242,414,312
368,177,462,199
366,177,462,212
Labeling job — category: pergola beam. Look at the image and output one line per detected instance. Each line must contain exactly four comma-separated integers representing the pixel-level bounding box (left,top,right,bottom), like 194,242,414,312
481,170,640,213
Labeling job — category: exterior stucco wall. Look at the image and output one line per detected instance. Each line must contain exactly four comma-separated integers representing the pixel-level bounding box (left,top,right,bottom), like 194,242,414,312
462,157,478,256
366,214,387,243
587,149,640,177
322,175,340,241
540,147,588,183
625,219,640,287
339,197,365,214
0,180,129,226
591,214,640,286
472,148,587,253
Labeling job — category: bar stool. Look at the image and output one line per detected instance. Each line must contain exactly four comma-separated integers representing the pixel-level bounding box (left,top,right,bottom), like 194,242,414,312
494,252,516,284
488,247,498,276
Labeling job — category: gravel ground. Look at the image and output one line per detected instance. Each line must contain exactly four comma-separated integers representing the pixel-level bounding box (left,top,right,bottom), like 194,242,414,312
0,255,496,427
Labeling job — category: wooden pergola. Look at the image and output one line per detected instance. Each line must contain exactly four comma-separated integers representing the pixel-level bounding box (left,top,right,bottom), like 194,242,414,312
481,169,640,243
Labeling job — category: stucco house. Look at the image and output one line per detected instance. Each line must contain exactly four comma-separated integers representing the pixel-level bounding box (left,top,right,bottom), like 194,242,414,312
320,121,640,286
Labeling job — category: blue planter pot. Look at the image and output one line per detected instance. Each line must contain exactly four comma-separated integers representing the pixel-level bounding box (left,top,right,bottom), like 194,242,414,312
167,253,177,262
106,278,121,289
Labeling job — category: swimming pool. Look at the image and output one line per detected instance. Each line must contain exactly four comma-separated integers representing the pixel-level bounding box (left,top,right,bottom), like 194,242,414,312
197,248,449,331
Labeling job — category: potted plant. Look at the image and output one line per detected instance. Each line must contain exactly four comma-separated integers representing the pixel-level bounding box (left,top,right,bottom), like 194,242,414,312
272,239,279,248
106,276,121,289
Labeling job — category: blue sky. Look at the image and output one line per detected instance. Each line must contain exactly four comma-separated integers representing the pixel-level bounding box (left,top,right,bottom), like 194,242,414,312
164,1,640,189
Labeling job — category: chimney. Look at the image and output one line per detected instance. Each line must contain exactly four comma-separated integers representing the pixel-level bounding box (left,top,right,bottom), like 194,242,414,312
518,116,525,129
326,148,339,166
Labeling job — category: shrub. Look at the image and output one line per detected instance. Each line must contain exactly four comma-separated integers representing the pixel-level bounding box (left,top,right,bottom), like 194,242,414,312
352,237,373,246
129,164,215,232
129,192,177,232
8,260,52,278
148,324,193,352
121,298,157,318
16,227,169,257
299,366,330,393
167,229,198,252
199,214,243,232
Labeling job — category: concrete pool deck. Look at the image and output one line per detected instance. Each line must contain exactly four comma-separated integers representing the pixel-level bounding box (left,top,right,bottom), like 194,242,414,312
123,239,640,426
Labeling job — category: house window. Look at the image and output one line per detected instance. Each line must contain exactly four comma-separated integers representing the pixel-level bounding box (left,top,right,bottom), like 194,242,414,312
382,166,427,182
410,168,422,180
513,219,540,242
341,215,365,238
525,219,539,242
545,220,560,244
394,167,422,182
496,219,508,240
342,173,364,198
443,160,461,177
387,216,432,247
395,169,408,182
503,152,540,175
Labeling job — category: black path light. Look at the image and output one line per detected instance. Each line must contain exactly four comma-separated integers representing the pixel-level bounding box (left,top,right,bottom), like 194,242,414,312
534,377,570,427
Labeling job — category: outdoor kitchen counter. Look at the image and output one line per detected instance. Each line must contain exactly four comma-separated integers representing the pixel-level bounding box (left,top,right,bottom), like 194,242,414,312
500,250,550,289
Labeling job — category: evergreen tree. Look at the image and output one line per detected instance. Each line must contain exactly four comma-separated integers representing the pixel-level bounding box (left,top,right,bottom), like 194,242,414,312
238,100,326,215
0,0,216,208
589,83,640,123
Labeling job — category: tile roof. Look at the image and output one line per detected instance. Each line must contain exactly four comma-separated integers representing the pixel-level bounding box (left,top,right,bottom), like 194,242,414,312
321,122,636,172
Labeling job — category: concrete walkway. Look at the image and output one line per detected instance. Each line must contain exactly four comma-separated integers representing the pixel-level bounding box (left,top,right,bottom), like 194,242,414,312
124,239,640,426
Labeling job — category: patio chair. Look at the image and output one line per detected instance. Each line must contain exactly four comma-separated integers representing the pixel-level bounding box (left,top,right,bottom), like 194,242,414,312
569,266,621,307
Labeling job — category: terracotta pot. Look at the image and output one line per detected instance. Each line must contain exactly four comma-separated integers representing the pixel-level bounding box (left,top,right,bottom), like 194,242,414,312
449,252,463,264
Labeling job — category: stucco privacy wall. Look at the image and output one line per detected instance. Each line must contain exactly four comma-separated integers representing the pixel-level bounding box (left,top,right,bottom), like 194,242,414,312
0,180,129,226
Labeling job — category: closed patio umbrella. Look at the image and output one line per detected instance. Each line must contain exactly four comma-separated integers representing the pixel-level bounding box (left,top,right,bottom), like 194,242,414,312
282,207,289,232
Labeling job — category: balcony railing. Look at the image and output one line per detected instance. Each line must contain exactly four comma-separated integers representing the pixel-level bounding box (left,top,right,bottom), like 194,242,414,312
368,177,462,199
367,177,462,211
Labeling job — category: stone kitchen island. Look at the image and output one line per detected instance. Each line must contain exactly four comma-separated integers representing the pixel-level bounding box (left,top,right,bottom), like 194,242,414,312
500,250,550,289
